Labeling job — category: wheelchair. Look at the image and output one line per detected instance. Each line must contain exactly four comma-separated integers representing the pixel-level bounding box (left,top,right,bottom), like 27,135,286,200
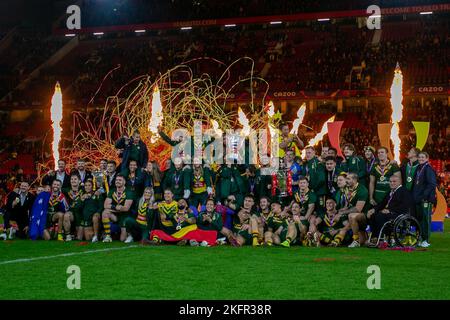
368,213,422,248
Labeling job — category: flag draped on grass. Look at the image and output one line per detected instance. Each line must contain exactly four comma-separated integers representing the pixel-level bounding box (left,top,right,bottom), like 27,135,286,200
150,224,217,245
29,192,51,240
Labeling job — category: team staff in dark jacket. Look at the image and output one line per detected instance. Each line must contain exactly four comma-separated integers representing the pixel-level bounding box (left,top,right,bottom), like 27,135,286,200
115,129,149,171
3,181,35,239
412,152,437,248
42,159,71,189
367,175,412,245
70,159,93,186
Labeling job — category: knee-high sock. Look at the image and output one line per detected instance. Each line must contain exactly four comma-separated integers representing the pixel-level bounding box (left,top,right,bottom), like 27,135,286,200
102,218,111,236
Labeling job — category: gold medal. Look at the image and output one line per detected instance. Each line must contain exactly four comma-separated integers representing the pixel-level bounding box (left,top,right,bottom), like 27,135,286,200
380,176,385,182
407,177,412,183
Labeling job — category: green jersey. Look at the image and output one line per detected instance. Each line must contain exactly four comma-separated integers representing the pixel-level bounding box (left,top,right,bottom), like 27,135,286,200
318,213,346,234
162,168,189,199
129,144,141,162
293,189,317,216
302,157,326,196
340,155,366,183
81,193,102,217
370,161,400,203
171,212,196,229
403,160,419,191
106,188,134,211
335,188,347,210
267,213,288,232
197,211,223,231
343,183,370,214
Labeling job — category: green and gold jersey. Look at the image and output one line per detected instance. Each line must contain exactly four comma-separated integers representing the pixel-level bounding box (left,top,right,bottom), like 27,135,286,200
158,201,178,227
318,213,346,234
370,161,400,203
106,188,134,212
267,213,288,232
294,189,317,216
64,189,84,213
232,211,252,233
172,211,196,229
343,183,369,213
136,201,152,226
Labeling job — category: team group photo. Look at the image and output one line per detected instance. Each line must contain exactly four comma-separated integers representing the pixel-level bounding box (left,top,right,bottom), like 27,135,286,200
0,0,449,303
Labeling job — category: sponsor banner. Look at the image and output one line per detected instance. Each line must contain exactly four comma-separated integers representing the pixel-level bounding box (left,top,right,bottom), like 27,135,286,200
54,5,450,35
414,85,448,95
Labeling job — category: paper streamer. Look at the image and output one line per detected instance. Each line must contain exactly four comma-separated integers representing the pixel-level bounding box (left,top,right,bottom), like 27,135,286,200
377,123,394,160
412,121,430,151
327,121,344,158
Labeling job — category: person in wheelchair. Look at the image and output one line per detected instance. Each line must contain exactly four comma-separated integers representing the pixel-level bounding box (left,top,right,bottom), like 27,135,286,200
366,175,413,247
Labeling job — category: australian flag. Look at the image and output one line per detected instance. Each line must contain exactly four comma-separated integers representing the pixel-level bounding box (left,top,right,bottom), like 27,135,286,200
29,192,51,240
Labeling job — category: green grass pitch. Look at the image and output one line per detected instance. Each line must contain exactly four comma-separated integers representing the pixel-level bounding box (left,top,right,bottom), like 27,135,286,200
1,220,449,300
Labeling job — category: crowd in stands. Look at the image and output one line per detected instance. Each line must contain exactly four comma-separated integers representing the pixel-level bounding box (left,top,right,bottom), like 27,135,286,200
77,0,449,26
0,32,68,99
63,18,448,102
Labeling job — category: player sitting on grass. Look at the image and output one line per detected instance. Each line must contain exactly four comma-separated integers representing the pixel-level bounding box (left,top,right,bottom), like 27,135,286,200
151,189,179,243
80,180,103,242
249,196,272,246
232,194,256,246
63,174,84,241
197,198,236,246
171,198,197,246
123,187,155,244
310,198,350,247
290,201,308,245
265,201,296,247
293,176,317,246
43,180,69,241
102,174,134,243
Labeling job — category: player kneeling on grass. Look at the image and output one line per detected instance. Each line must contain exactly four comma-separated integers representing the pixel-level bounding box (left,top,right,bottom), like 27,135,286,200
62,174,84,241
80,180,103,242
123,187,156,244
249,196,272,246
264,201,296,247
43,180,69,241
197,198,236,246
232,195,256,246
102,174,134,242
310,198,350,247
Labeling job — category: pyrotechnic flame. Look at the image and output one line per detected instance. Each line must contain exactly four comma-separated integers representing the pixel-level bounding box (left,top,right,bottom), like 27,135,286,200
389,63,403,163
290,103,307,134
210,119,223,136
50,82,63,170
148,85,163,143
301,115,335,158
238,107,251,136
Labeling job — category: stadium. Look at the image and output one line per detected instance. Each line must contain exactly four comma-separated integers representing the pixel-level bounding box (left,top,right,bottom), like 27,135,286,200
0,0,449,304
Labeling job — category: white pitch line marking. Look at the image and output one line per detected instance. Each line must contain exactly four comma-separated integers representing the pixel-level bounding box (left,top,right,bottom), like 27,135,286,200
0,245,139,265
